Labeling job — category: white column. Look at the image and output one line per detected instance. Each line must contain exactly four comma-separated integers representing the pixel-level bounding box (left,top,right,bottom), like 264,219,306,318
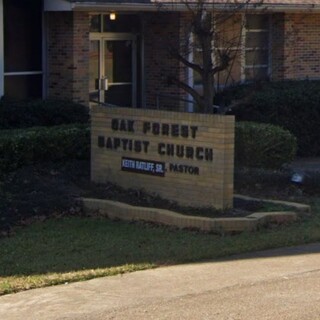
0,0,4,97
187,32,194,113
42,8,47,98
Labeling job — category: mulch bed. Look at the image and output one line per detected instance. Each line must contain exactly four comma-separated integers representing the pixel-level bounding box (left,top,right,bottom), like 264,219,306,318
0,160,306,233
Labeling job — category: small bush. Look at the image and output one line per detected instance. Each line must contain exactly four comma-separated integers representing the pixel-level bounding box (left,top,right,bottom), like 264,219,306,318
299,172,320,196
235,121,297,169
0,99,89,129
0,124,90,173
223,81,320,157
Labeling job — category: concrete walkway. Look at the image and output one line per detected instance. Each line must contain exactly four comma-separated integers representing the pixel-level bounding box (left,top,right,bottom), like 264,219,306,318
1,243,320,320
290,157,320,172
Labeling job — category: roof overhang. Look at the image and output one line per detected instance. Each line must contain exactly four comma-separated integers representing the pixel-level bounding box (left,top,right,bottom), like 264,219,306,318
44,0,73,11
44,0,320,13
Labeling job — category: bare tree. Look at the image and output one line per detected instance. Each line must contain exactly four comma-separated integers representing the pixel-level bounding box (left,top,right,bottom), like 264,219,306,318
157,0,263,114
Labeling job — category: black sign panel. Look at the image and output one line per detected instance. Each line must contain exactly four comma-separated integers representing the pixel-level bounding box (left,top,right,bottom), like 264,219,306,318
121,157,165,177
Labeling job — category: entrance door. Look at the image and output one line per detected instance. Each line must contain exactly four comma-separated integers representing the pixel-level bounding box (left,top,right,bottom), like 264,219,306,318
89,34,137,107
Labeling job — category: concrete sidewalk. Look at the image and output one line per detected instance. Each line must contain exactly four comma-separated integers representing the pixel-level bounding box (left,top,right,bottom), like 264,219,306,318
1,243,320,320
290,157,320,172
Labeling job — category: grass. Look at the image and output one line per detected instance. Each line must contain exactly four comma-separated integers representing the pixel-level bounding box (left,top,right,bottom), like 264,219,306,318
1,197,320,296
256,202,296,212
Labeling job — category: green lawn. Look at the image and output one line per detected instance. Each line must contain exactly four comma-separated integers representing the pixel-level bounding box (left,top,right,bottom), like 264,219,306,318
1,198,320,295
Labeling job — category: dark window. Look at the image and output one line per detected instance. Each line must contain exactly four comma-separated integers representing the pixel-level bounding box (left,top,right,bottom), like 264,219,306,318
246,14,269,30
103,14,140,33
89,14,140,33
3,0,42,99
90,15,101,33
4,75,42,100
4,0,42,72
245,15,270,81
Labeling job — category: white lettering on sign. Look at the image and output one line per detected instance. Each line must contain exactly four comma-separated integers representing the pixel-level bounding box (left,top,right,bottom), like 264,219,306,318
122,158,135,169
121,157,165,177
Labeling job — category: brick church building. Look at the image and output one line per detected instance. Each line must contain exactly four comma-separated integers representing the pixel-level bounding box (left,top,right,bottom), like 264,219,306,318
1,0,320,110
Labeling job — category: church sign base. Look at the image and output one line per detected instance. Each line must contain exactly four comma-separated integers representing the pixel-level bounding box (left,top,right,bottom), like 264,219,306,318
91,106,234,209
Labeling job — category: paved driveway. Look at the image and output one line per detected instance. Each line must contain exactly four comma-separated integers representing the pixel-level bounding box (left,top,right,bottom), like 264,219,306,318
1,243,320,320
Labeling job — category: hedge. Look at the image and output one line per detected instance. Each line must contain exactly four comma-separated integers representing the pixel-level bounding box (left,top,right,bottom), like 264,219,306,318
0,124,90,173
221,81,320,157
0,121,296,174
0,121,296,232
235,121,297,169
0,99,89,129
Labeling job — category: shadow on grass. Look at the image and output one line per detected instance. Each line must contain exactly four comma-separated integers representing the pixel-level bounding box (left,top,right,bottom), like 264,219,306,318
1,160,320,280
0,216,222,277
1,209,320,278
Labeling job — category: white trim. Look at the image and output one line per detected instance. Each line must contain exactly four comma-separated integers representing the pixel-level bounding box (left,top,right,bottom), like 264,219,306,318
0,0,3,97
268,14,273,79
132,37,137,108
140,16,146,109
245,65,268,68
71,3,320,13
4,71,42,76
89,32,137,107
240,13,246,83
247,29,269,33
42,7,47,99
245,47,269,50
186,32,194,113
44,0,72,12
90,32,135,41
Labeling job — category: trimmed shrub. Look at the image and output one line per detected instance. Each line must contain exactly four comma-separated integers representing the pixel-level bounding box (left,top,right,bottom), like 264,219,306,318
0,124,90,173
235,121,297,169
0,99,89,129
223,81,320,157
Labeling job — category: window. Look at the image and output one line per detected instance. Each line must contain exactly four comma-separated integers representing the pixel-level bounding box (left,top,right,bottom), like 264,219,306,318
90,14,140,33
215,14,243,88
244,14,270,81
191,14,270,91
3,0,42,100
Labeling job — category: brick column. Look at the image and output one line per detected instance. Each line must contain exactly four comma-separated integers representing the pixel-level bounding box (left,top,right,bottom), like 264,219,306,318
46,11,89,105
144,12,187,110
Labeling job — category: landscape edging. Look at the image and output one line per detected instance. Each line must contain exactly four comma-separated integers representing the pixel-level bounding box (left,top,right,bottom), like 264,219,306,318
80,196,310,233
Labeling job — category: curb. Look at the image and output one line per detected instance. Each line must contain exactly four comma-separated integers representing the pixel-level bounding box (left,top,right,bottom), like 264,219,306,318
234,194,311,213
80,196,310,233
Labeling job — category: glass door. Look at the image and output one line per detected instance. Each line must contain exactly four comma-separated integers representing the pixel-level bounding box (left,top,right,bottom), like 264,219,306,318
89,34,136,107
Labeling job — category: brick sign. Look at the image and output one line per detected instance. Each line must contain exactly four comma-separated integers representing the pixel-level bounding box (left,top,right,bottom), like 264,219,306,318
91,106,234,209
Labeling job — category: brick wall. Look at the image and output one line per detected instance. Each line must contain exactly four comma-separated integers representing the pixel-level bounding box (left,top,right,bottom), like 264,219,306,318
91,106,235,209
44,10,320,108
46,11,89,105
220,12,320,82
213,12,320,83
46,11,186,109
144,12,187,110
283,13,320,80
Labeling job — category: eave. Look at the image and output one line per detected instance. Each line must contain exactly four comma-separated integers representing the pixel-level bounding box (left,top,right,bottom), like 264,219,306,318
44,0,320,13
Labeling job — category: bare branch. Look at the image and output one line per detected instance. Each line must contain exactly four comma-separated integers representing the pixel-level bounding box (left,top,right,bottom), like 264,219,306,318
210,49,231,74
168,75,203,108
157,0,265,113
168,47,203,75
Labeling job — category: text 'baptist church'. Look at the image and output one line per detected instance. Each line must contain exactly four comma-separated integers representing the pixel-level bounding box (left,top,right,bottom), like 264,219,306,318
97,118,214,162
